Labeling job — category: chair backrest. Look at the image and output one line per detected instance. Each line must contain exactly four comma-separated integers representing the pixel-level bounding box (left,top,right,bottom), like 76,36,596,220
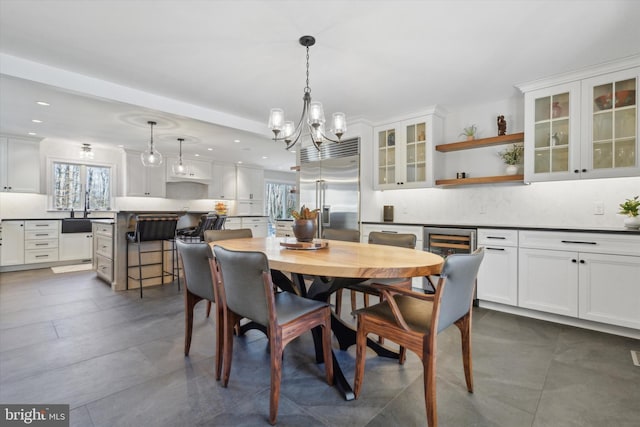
176,239,215,301
198,214,219,239
213,245,271,326
436,248,484,333
204,228,253,243
322,228,360,242
134,215,179,241
213,215,227,230
368,231,416,249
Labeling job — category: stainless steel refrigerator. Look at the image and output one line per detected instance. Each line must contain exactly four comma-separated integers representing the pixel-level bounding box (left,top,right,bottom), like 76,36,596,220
298,138,360,238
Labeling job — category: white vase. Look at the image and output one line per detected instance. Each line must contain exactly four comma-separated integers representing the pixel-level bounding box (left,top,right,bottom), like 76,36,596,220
505,164,518,175
623,216,640,229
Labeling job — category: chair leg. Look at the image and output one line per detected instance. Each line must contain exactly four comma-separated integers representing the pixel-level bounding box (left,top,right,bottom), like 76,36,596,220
423,343,437,427
334,289,342,317
269,332,283,425
321,309,334,385
222,311,238,387
353,315,368,398
206,301,212,318
350,290,357,314
455,314,473,393
137,241,143,298
215,304,223,381
184,291,197,355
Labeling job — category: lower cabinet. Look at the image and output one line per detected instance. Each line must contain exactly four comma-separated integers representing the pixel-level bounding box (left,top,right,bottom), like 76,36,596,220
59,233,93,261
0,221,25,266
242,217,268,238
93,222,114,284
25,220,58,264
476,229,518,306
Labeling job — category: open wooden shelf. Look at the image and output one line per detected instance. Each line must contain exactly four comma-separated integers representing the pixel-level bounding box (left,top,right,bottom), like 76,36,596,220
435,132,525,152
435,174,524,186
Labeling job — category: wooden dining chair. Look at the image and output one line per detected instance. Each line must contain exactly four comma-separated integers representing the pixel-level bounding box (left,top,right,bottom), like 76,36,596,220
213,245,333,425
353,248,484,427
175,239,223,380
321,228,361,317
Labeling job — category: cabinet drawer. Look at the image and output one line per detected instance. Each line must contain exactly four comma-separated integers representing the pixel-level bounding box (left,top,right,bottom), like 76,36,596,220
26,230,58,240
519,230,640,256
94,223,113,237
25,239,58,250
478,228,518,247
25,248,58,264
95,254,113,282
25,220,59,231
95,235,113,258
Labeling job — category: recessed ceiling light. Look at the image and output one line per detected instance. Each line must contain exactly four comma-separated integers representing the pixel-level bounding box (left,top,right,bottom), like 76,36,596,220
233,139,240,143
290,150,296,153
117,144,124,148
194,153,200,157
36,101,50,106
31,119,42,123
262,156,268,159
237,160,243,164
28,132,37,136
207,148,213,151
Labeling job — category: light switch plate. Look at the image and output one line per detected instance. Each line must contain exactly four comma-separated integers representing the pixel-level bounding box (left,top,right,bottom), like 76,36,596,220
593,201,604,215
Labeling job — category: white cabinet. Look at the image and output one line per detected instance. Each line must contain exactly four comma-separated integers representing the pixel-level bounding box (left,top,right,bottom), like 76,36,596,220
236,200,264,216
476,229,518,306
373,111,443,190
520,61,640,182
59,232,93,262
0,136,41,193
242,217,268,238
166,157,212,182
0,221,25,266
275,220,293,237
24,220,58,264
208,162,237,199
236,165,264,201
125,152,166,197
93,222,114,284
518,230,640,328
224,217,242,230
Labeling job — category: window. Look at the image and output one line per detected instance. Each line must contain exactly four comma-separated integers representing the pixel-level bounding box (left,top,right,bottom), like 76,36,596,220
53,162,111,211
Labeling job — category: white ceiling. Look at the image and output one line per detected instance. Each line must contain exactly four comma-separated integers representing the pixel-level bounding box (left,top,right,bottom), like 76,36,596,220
1,0,639,170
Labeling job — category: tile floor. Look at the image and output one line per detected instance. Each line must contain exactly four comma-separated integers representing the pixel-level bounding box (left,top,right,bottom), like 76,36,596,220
1,268,639,426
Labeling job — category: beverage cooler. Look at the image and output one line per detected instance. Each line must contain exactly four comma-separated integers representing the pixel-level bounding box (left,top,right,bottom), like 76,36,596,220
423,227,477,292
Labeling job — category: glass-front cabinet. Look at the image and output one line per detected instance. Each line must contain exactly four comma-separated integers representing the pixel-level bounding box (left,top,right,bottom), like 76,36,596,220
523,63,639,182
373,112,440,190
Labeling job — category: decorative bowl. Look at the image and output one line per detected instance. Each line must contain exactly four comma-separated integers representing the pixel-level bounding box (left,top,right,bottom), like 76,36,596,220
594,90,636,110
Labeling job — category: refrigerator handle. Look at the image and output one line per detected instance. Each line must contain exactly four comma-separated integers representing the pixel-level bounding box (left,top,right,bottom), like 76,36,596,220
322,205,330,227
315,180,321,212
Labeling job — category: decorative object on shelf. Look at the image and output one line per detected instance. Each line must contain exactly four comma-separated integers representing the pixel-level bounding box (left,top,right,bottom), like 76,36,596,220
141,121,163,167
497,115,507,136
460,124,477,141
618,195,640,229
291,204,319,242
552,102,562,118
456,172,467,179
268,35,346,151
498,143,524,175
594,90,636,110
172,138,188,176
79,143,94,160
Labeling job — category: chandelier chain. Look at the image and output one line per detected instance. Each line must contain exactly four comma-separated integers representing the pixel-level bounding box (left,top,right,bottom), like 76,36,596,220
305,46,310,93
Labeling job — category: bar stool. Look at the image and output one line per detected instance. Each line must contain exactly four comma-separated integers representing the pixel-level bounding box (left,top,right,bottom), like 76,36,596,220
126,214,179,298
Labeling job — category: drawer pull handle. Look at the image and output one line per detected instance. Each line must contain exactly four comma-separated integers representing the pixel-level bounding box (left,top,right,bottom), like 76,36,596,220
35,233,48,236
562,240,597,245
486,247,505,251
35,243,48,246
486,236,506,239
35,255,48,258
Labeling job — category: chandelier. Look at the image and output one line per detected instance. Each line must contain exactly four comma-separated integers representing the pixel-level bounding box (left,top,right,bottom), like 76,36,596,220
141,120,163,167
172,138,188,175
268,35,346,150
79,143,94,160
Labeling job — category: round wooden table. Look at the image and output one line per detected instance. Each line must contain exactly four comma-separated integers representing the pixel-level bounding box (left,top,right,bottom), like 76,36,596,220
210,236,444,400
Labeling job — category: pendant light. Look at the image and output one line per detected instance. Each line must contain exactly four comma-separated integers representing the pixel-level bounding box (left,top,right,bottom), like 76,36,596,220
141,121,163,167
172,138,188,175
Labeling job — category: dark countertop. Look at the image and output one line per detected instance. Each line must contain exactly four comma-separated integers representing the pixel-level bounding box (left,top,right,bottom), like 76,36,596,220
361,221,640,235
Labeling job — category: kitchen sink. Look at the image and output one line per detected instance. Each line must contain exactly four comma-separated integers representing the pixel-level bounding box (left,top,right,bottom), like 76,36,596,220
61,218,93,233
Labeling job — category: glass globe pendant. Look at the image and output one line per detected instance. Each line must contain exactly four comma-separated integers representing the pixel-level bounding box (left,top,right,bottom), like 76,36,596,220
172,138,188,175
141,121,163,167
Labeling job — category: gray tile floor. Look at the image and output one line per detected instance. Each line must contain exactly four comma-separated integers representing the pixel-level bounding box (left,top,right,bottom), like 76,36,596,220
1,268,639,426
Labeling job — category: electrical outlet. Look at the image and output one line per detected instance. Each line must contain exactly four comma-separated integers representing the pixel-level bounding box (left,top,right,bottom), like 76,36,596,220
479,204,486,214
593,201,604,215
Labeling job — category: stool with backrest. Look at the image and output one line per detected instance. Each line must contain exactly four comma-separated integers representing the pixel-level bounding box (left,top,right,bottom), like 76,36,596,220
126,214,179,298
321,228,361,317
213,245,333,425
354,248,484,427
175,239,223,380
212,214,227,230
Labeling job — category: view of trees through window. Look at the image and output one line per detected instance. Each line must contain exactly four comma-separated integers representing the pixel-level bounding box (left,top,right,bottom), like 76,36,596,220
53,162,111,211
265,182,297,221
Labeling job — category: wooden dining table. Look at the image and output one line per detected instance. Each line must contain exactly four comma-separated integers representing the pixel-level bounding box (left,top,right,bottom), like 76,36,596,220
210,236,444,400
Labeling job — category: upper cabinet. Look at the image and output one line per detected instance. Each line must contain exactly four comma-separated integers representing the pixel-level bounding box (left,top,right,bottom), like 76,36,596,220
125,151,166,197
520,59,639,182
0,136,41,193
165,157,212,182
373,110,443,190
236,165,264,201
208,162,237,199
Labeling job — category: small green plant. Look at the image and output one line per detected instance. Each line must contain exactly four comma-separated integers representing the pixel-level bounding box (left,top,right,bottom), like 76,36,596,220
619,195,640,217
498,144,524,165
460,124,477,137
291,204,318,220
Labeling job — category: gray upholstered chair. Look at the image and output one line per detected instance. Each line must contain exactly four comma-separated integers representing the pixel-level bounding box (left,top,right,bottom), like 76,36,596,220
354,248,484,427
175,239,223,380
321,228,361,316
348,231,418,312
213,245,333,425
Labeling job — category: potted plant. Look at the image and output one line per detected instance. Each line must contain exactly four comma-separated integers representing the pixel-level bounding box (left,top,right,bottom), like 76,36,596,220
498,143,524,175
291,205,319,241
460,124,477,141
619,195,640,229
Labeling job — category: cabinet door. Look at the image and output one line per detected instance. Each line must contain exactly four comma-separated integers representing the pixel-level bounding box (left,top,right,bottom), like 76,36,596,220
578,252,640,329
477,246,518,306
374,125,401,189
518,248,578,317
59,233,93,261
0,221,25,266
145,164,166,197
524,82,581,182
1,138,40,193
236,166,264,200
242,218,268,238
209,162,237,199
402,119,430,188
126,152,166,197
581,67,639,179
